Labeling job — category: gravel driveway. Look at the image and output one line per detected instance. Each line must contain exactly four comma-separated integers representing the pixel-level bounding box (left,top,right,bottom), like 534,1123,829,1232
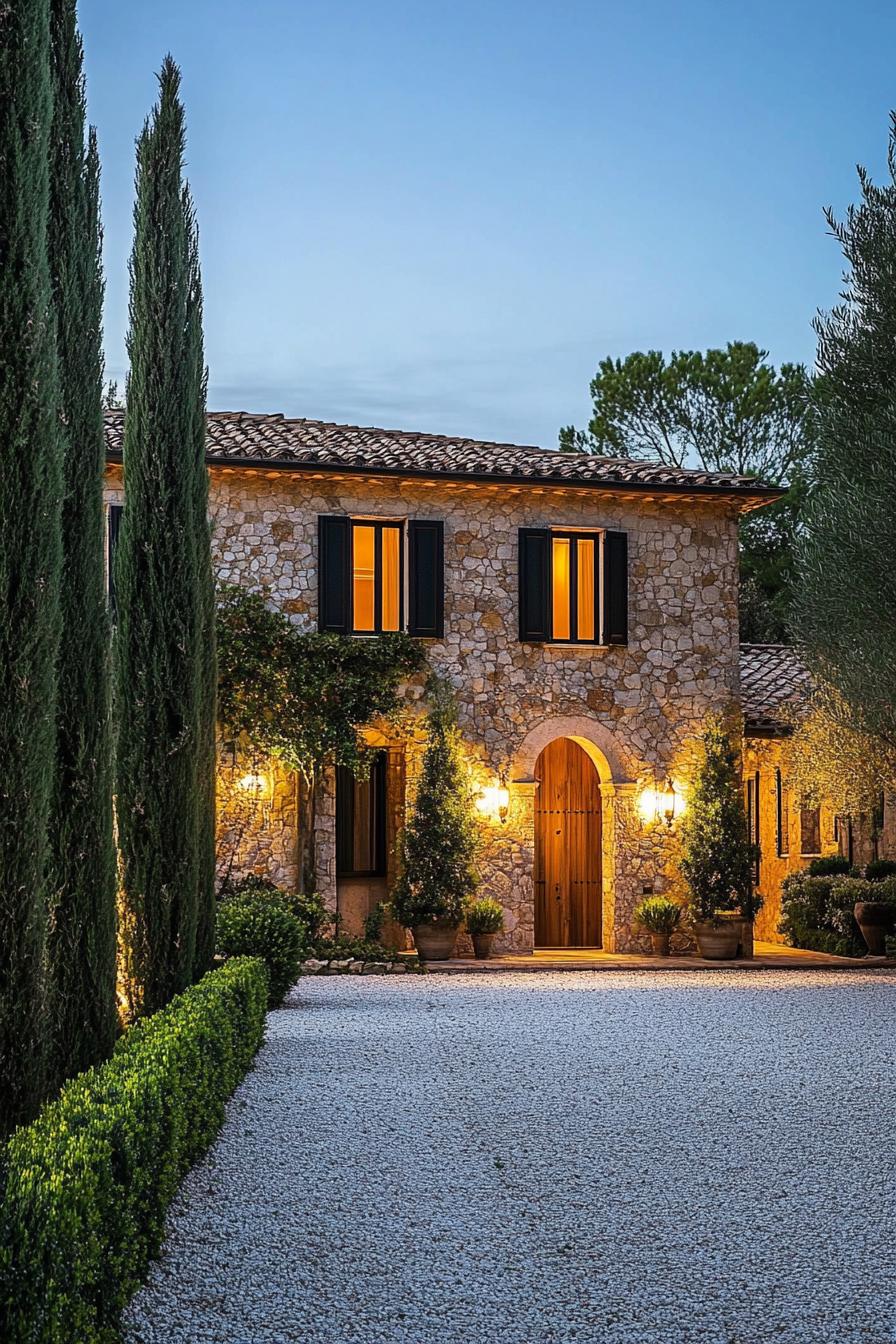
124,970,896,1344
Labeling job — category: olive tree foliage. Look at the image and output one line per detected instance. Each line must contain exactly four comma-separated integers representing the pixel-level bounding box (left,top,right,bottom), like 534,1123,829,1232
216,584,426,889
794,114,896,753
782,685,896,819
560,343,814,642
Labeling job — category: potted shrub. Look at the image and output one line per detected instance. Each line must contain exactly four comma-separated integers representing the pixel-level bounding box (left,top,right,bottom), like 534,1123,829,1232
845,876,896,955
391,678,479,961
466,897,504,959
680,720,757,960
633,895,681,956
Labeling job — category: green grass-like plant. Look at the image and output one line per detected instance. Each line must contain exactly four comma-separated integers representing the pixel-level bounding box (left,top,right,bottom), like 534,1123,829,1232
0,958,268,1344
633,895,682,934
465,898,504,935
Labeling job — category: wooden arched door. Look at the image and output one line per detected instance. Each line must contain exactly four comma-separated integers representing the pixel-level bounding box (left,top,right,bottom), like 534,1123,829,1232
534,738,602,947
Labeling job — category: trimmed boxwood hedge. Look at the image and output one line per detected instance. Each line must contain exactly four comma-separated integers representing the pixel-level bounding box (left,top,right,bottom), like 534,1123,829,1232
0,956,268,1344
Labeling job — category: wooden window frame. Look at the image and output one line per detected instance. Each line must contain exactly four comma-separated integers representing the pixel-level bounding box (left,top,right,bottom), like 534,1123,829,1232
349,520,404,636
548,529,602,646
746,770,761,882
775,768,789,858
336,752,387,878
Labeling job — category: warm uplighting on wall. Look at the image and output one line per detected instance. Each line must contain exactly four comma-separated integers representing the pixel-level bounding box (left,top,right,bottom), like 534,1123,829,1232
476,784,510,824
639,779,684,827
238,770,273,800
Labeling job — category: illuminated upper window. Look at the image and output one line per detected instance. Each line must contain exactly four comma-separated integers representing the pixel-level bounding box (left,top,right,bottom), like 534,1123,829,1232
351,521,402,634
550,531,600,643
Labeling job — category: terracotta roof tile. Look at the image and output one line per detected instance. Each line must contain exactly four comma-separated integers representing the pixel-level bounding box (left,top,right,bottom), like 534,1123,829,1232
103,408,781,504
740,644,811,735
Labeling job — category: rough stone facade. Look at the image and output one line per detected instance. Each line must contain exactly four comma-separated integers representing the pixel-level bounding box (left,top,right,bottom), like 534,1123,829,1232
105,462,743,953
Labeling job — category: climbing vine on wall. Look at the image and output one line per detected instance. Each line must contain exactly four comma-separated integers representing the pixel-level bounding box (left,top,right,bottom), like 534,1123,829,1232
216,584,427,887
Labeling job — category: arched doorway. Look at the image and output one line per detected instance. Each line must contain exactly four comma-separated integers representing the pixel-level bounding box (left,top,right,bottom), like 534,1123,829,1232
534,737,602,947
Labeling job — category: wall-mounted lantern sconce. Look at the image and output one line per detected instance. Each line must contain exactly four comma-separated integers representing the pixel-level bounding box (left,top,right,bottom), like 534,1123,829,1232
238,770,273,801
638,779,683,827
476,784,510,824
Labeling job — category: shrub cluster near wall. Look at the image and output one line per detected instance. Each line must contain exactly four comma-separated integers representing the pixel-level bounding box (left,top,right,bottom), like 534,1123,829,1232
0,957,268,1344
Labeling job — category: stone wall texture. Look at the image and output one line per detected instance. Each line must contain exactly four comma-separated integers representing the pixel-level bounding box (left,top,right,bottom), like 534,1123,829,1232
105,463,743,953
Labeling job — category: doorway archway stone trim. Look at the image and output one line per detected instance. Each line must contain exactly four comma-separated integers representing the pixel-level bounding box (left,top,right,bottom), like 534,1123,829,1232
511,714,636,788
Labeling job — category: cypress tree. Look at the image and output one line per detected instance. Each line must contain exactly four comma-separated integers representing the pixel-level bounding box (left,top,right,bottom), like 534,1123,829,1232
188,232,217,980
46,0,118,1085
0,0,63,1133
115,58,209,1018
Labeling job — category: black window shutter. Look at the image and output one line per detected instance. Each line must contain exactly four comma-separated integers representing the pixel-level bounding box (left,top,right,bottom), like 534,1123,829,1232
107,503,123,615
603,530,628,645
408,520,444,637
318,515,350,632
518,528,550,641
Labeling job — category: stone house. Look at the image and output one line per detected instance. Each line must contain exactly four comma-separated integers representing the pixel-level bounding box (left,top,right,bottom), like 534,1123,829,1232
104,408,796,954
741,644,895,944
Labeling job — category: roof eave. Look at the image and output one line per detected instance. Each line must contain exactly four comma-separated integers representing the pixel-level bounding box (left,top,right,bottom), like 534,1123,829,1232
105,450,784,507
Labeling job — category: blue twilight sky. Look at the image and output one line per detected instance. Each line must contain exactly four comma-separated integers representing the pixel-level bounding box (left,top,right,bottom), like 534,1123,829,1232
80,0,896,447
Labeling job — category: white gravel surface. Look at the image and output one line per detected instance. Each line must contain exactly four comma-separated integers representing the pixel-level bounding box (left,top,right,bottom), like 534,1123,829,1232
123,970,896,1344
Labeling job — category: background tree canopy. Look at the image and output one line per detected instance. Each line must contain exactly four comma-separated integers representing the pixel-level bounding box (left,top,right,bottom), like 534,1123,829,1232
560,342,814,642
794,115,896,757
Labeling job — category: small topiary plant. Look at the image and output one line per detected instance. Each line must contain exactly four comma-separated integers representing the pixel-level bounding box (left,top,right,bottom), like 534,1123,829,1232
219,876,329,942
216,899,304,1005
466,897,504,935
807,854,854,877
633,895,682,934
865,858,896,882
679,719,756,925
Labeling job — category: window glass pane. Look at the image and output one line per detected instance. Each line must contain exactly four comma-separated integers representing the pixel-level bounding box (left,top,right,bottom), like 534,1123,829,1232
352,525,376,631
552,537,571,640
382,527,401,631
353,773,375,871
576,538,595,642
800,806,821,855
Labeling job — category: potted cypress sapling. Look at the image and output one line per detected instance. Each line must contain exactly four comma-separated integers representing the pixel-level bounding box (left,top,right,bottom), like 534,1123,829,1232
680,720,757,960
392,678,480,961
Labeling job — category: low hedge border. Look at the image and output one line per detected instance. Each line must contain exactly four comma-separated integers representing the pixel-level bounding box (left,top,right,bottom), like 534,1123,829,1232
0,956,269,1344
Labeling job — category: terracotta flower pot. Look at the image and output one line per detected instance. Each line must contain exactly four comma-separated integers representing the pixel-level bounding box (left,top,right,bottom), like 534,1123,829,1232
693,921,739,961
854,901,895,956
718,912,754,959
412,920,459,962
650,932,671,957
472,931,497,960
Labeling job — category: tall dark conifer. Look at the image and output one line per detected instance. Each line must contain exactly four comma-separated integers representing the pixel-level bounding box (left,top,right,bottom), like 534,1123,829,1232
115,58,209,1018
0,0,62,1133
188,231,217,980
46,0,118,1085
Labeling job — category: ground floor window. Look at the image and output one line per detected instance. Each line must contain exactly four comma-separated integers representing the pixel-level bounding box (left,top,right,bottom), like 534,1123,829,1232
800,805,821,856
745,771,760,882
336,751,387,877
775,768,789,858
